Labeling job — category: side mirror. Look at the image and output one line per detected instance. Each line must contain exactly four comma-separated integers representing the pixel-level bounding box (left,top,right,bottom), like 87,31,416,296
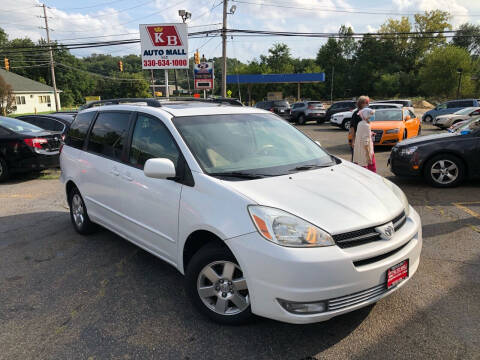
405,115,411,121
144,158,176,179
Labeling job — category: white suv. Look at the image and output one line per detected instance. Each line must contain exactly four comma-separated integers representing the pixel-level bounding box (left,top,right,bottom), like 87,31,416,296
60,100,422,325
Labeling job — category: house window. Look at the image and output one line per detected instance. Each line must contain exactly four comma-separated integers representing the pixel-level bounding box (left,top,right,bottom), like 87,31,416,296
39,95,51,103
15,96,26,105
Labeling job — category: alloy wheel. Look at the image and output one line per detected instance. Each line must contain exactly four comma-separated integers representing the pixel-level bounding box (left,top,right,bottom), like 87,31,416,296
71,194,85,227
430,159,458,185
344,120,350,130
197,260,249,316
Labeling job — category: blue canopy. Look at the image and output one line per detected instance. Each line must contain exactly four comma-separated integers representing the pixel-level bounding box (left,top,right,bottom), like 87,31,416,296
226,73,325,84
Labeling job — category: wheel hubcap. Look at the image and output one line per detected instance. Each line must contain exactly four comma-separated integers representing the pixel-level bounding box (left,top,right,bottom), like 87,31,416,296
431,160,458,184
197,260,249,316
71,194,85,227
345,121,350,130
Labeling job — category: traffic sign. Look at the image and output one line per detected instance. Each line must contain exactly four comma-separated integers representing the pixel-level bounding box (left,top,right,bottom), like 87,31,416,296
139,23,188,69
194,62,214,90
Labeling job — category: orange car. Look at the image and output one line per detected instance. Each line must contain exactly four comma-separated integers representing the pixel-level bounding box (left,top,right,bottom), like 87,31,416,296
348,108,421,146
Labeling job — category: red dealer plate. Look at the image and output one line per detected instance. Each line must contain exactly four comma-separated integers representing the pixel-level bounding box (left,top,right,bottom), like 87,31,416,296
387,259,409,289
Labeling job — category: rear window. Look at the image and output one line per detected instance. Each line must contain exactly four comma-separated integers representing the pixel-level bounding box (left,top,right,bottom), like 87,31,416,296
66,111,96,149
273,101,289,107
87,112,130,161
0,116,43,133
307,102,323,107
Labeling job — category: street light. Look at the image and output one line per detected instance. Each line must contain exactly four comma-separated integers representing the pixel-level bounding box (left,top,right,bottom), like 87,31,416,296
229,5,237,14
456,68,463,99
178,9,191,23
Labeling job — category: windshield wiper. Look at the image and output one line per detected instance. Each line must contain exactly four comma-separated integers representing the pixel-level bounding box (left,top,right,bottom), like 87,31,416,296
288,163,334,172
208,171,268,179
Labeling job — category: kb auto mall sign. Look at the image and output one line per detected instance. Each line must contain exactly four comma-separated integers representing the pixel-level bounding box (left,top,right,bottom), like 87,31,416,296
139,23,188,69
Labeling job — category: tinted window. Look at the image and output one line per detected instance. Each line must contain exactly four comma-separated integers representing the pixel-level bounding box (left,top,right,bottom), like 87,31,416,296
129,114,180,169
447,101,459,108
437,103,447,110
67,111,96,149
87,112,130,161
409,110,416,118
24,117,64,132
273,100,289,107
458,100,474,107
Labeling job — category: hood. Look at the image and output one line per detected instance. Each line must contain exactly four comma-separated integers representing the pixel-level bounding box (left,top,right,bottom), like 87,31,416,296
225,162,403,235
397,131,457,147
334,111,353,117
370,121,402,129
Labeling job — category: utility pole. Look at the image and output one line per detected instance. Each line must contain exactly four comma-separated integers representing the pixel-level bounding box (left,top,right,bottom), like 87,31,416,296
330,65,334,104
221,0,228,98
40,4,59,111
151,70,156,98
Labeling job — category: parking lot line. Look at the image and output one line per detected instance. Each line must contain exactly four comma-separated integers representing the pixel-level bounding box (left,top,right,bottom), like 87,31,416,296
452,202,480,220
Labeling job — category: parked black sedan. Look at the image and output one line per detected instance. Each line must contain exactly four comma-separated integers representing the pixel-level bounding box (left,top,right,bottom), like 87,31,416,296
389,117,480,187
16,113,75,139
0,116,61,181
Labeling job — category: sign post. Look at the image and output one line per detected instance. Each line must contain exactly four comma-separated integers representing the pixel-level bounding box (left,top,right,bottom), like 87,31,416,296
140,23,189,98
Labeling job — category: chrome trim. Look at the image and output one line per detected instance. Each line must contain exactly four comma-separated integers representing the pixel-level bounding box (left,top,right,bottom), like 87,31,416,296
327,284,387,311
336,232,378,244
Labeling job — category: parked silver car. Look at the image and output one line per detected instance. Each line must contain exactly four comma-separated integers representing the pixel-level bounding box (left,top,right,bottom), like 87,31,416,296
433,107,480,129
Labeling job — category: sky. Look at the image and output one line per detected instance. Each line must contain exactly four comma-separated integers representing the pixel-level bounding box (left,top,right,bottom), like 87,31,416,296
2,0,480,63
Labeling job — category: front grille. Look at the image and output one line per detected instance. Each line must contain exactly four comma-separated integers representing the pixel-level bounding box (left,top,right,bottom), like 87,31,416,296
353,239,411,267
333,211,406,248
372,129,383,143
327,284,387,311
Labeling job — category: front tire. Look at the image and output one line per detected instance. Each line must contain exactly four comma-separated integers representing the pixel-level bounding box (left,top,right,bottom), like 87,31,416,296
424,115,432,123
185,244,252,325
342,119,351,131
68,187,96,234
424,154,465,187
403,129,408,140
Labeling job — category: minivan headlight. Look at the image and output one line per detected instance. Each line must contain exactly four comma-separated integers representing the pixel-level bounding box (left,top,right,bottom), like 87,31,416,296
248,206,334,247
383,178,410,217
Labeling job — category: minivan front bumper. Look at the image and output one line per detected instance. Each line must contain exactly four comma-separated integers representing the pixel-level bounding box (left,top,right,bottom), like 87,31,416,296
227,207,422,324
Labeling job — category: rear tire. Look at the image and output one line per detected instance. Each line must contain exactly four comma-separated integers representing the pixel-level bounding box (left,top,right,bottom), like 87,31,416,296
68,187,97,234
424,154,465,187
342,119,351,131
0,157,9,182
185,244,253,325
297,114,306,125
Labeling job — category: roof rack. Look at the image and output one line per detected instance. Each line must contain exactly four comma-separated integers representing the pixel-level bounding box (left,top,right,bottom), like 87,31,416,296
79,97,243,110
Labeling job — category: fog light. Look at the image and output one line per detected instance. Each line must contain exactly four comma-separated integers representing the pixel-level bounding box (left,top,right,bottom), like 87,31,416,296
278,299,327,314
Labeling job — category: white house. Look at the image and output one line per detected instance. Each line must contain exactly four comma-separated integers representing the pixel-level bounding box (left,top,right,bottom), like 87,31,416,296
0,68,61,114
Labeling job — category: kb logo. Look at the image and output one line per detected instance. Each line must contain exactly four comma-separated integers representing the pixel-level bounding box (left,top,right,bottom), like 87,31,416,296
147,26,183,47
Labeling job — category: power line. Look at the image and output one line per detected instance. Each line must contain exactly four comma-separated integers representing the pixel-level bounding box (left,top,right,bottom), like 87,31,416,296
54,0,130,11
232,0,479,17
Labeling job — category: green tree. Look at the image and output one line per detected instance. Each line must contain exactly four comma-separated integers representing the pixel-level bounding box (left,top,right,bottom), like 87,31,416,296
419,45,476,97
413,10,452,58
452,23,480,56
0,75,16,115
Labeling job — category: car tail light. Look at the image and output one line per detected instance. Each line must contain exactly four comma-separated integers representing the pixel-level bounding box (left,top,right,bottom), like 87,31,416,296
24,138,48,149
308,105,315,109
269,108,274,112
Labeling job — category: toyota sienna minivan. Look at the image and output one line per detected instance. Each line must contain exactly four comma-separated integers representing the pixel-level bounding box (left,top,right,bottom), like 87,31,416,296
60,100,422,325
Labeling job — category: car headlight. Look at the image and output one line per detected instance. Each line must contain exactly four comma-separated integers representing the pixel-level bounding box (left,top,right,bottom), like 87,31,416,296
248,206,335,247
383,178,410,217
386,128,400,134
400,146,417,156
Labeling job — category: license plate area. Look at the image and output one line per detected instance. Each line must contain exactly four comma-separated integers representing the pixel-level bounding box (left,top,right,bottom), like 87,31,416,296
387,259,409,289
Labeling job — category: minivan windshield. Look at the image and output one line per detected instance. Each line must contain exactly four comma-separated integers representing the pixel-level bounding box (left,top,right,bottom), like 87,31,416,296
0,116,43,133
173,113,334,177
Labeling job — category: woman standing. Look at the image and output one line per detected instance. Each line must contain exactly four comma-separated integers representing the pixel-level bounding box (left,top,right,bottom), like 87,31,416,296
353,108,376,173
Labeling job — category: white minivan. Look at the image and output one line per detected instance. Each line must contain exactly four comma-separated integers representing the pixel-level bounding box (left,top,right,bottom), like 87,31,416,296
60,100,422,325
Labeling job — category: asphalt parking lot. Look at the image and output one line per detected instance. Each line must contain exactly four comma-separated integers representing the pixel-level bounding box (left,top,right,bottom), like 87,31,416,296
1,122,479,360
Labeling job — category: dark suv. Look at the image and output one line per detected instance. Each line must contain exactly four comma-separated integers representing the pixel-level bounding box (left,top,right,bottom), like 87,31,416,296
325,100,356,121
254,100,291,119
